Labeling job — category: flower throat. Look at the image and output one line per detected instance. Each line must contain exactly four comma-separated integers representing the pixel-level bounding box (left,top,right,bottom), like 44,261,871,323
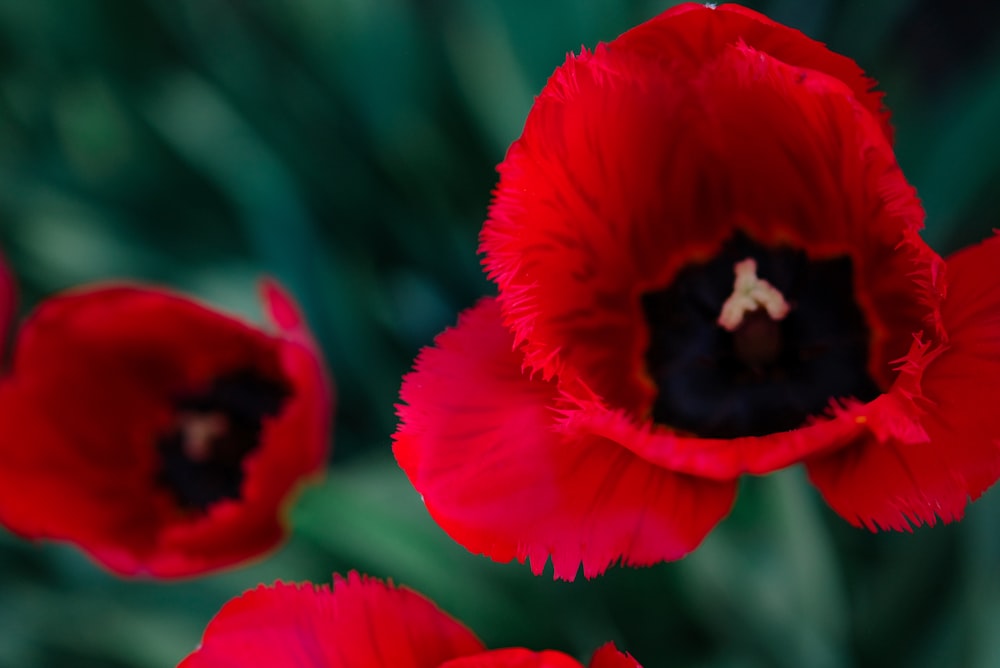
157,368,290,511
641,232,879,439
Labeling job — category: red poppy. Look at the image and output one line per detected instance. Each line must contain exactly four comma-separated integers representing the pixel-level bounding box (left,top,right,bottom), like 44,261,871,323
0,281,331,577
394,2,1000,579
178,571,640,667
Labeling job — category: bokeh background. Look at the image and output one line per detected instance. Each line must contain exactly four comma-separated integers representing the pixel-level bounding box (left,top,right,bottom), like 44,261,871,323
0,0,999,666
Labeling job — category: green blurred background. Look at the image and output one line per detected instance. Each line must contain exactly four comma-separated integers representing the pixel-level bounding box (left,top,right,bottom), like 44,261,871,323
0,0,998,666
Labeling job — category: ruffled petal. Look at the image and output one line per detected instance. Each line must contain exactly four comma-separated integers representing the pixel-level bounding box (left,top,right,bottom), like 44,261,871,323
394,299,736,579
588,643,643,668
613,3,891,140
807,235,1000,530
441,648,584,668
558,383,919,480
178,572,485,668
482,44,693,411
481,37,929,424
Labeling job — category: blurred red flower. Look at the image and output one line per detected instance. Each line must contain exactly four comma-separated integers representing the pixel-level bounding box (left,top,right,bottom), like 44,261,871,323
394,2,1000,579
0,281,331,577
178,571,640,667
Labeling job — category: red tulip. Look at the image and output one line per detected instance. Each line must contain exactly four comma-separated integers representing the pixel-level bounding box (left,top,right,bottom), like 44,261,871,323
0,281,331,577
179,572,640,668
395,3,1000,579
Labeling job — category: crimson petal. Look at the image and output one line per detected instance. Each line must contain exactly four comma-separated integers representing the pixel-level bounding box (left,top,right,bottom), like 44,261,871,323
394,298,736,580
808,235,1000,529
441,648,586,668
588,644,643,668
178,572,485,668
613,3,891,140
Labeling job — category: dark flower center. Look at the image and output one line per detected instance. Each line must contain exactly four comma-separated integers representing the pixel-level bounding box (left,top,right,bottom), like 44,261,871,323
641,232,880,439
157,368,291,511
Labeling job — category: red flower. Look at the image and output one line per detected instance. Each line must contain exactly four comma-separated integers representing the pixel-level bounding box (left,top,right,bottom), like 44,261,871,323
0,281,331,577
394,2,1000,579
178,571,640,668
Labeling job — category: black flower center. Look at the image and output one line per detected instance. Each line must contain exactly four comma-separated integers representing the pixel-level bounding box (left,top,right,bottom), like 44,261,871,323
157,368,291,511
641,232,880,439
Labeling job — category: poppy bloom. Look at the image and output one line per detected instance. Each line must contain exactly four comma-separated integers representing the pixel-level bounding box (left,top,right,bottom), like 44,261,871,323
178,571,640,667
394,2,1000,579
0,281,331,577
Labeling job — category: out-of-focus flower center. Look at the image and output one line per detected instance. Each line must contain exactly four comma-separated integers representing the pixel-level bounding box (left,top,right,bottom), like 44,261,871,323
641,232,880,438
157,368,291,511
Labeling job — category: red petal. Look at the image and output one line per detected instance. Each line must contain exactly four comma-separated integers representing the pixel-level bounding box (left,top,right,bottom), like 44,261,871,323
588,643,643,668
808,235,1000,530
262,278,306,336
0,283,331,577
394,299,736,579
441,648,584,668
481,38,928,422
178,572,485,668
613,3,891,140
559,391,851,480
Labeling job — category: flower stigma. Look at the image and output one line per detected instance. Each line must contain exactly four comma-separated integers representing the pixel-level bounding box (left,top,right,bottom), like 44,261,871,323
177,412,230,463
641,233,879,438
157,369,291,511
717,258,791,371
717,258,790,331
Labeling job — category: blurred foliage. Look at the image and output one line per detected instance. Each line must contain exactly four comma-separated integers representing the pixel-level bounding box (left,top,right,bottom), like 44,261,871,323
0,0,998,666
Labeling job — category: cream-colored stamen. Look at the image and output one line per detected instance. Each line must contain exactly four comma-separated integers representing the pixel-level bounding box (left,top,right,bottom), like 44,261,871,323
177,412,230,462
716,258,790,331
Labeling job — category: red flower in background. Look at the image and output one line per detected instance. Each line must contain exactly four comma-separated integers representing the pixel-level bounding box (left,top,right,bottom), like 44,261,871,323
0,281,331,577
395,2,1000,579
178,571,640,668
